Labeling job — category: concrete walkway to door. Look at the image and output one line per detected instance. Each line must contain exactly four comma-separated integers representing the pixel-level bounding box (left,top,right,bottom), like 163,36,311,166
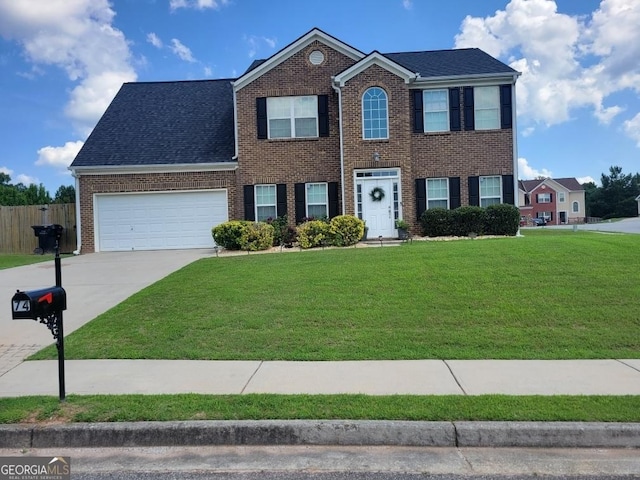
0,249,212,375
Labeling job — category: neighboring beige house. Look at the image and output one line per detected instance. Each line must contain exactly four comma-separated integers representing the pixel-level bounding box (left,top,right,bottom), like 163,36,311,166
519,178,586,225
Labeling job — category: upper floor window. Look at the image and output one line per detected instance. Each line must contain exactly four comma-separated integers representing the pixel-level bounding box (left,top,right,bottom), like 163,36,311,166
537,192,552,203
306,183,328,218
480,176,502,207
558,192,566,202
572,201,580,213
474,86,500,130
423,90,449,132
362,87,388,139
267,96,318,139
427,178,449,209
255,184,277,221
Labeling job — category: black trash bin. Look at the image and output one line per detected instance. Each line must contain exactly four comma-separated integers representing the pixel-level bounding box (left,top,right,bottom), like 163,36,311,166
31,224,64,255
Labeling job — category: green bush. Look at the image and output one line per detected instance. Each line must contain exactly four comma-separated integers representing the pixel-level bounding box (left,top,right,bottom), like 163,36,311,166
240,222,275,251
420,208,453,237
451,206,487,236
297,220,332,249
485,203,520,236
268,215,297,246
330,215,365,247
212,221,251,250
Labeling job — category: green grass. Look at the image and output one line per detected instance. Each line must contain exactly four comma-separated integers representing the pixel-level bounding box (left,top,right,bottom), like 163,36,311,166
1,394,639,424
32,230,640,361
0,253,58,269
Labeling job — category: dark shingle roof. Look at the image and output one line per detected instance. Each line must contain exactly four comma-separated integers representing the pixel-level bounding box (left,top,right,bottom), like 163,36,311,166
384,48,517,78
71,79,235,167
521,178,584,192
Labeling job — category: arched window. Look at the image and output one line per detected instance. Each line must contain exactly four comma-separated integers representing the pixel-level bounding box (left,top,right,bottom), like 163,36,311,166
572,201,579,213
362,87,388,139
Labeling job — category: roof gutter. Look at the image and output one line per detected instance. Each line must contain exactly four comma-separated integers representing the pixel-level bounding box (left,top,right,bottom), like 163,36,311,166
69,162,238,176
331,78,346,215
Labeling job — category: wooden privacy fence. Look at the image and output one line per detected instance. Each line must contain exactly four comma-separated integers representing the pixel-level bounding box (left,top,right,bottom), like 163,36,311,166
0,204,76,254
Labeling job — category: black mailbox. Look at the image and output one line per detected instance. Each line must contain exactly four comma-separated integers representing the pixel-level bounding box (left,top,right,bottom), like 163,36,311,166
11,286,66,320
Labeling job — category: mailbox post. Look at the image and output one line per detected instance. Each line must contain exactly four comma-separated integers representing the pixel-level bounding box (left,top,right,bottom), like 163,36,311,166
11,235,67,401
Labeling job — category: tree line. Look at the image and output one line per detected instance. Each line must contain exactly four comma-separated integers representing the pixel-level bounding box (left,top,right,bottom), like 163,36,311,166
0,173,75,206
583,166,640,219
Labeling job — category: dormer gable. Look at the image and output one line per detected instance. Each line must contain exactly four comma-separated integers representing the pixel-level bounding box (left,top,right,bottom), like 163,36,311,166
332,51,418,87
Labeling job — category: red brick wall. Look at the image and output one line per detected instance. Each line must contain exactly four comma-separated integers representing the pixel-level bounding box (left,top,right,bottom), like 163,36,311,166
78,170,236,253
530,184,558,224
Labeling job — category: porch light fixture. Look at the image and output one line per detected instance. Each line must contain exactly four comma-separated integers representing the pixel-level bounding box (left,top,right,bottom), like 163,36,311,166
372,151,380,162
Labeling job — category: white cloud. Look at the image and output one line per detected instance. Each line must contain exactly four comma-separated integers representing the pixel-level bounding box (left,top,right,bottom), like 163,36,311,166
623,113,640,147
518,157,553,179
402,0,413,10
170,0,229,11
455,0,640,132
577,176,596,184
15,174,40,186
36,141,84,169
0,0,136,137
244,35,277,59
147,32,163,49
170,38,196,62
0,166,13,176
203,66,212,77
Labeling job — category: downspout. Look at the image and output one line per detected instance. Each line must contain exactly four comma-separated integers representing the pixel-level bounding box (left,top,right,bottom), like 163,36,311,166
331,79,346,215
72,171,81,254
512,73,522,237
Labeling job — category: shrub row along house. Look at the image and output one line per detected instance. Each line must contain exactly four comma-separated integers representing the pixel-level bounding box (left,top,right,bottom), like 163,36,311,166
70,28,520,253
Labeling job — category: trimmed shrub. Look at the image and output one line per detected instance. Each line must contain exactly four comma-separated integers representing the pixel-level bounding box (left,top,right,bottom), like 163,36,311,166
268,215,297,246
451,206,487,236
240,222,275,251
297,220,332,249
420,208,453,237
330,215,365,247
485,203,520,236
212,220,251,250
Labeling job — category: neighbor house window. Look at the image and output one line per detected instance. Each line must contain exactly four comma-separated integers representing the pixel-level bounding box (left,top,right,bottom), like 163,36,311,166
572,201,579,213
255,185,276,221
267,96,318,139
480,176,502,207
474,86,500,130
426,178,449,209
306,183,328,218
558,192,566,202
423,90,449,132
537,192,551,203
362,87,388,139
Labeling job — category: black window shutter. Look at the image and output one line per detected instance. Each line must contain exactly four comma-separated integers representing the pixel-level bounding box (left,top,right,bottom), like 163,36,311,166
276,184,287,217
502,175,514,205
449,88,461,131
536,194,540,203
449,177,461,209
413,90,423,133
318,95,329,137
468,176,479,206
500,84,512,129
328,182,339,218
256,97,267,139
549,193,553,203
294,183,306,223
415,178,426,220
244,185,255,221
463,87,475,131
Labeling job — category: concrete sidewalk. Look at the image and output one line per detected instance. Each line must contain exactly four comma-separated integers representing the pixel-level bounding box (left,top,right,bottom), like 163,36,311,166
1,358,639,397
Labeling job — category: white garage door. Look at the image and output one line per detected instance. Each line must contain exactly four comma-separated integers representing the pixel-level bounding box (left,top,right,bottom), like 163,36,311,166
96,190,228,251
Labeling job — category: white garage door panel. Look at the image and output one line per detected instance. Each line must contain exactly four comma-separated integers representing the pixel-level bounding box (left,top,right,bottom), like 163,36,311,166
96,191,227,251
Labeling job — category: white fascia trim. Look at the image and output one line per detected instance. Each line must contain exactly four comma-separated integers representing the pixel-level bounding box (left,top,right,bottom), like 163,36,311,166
334,52,417,87
412,72,520,89
233,29,364,92
70,162,238,176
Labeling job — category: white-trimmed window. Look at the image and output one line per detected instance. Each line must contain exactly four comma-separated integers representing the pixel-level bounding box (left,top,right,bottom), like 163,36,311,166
474,86,500,130
426,178,449,209
480,176,502,207
537,192,551,203
268,96,318,139
572,201,579,213
558,192,566,202
362,87,388,139
423,89,449,132
306,183,328,218
255,185,276,221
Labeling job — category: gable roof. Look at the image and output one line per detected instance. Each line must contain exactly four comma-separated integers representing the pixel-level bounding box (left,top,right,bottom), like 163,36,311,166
384,48,518,79
520,178,584,193
71,79,235,168
333,51,417,86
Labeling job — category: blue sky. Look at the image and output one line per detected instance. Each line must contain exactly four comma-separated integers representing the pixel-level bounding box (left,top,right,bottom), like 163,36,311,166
1,0,639,195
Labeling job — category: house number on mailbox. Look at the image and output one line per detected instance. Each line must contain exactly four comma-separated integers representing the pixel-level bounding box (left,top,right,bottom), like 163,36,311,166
12,300,30,313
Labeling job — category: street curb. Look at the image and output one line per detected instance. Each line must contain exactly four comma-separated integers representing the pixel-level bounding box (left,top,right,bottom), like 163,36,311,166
1,421,640,449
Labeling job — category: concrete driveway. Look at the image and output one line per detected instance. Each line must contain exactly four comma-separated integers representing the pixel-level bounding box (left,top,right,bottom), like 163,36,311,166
532,216,640,234
1,249,213,370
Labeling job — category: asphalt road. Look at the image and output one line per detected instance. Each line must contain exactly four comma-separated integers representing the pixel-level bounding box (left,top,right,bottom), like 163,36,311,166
527,216,640,234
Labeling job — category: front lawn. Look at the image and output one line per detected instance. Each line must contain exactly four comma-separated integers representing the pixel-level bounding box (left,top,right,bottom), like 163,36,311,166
32,230,640,361
0,253,57,270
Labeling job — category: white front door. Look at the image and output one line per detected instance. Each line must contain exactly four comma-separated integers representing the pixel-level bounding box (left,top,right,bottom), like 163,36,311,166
361,178,395,238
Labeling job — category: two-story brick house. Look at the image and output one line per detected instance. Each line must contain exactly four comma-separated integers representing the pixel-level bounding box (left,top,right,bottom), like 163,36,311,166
70,28,519,253
519,178,586,225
